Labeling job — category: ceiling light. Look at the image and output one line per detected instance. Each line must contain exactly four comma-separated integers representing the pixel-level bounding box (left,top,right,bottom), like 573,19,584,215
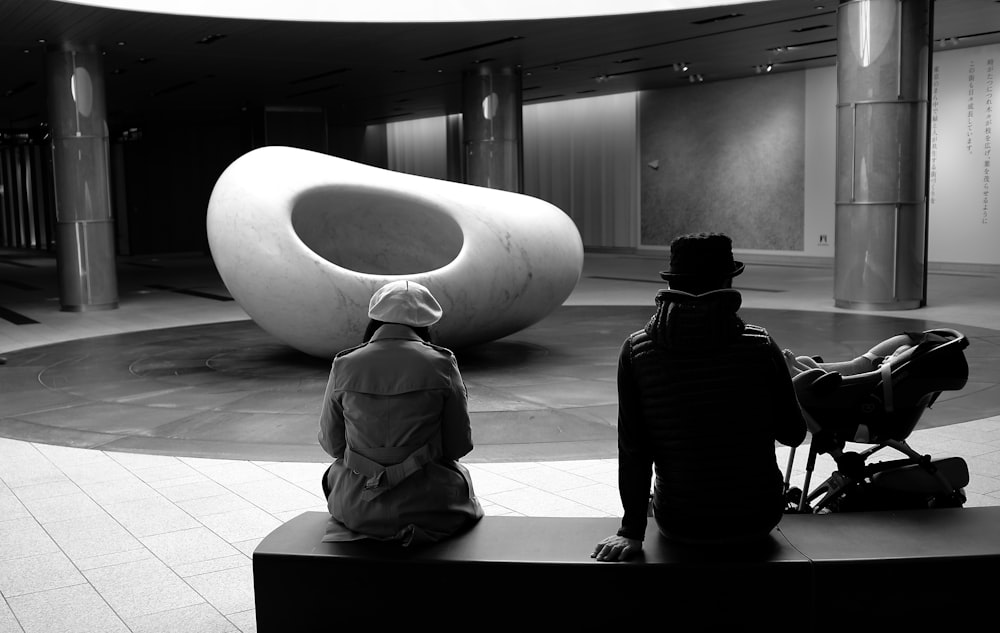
792,25,832,33
691,12,744,25
420,35,523,62
196,34,227,45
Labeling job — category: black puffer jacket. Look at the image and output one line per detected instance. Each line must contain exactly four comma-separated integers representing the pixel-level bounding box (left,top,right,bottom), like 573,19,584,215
616,288,806,543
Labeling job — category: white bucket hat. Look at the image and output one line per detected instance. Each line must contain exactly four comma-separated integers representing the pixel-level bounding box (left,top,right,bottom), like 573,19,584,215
367,280,443,327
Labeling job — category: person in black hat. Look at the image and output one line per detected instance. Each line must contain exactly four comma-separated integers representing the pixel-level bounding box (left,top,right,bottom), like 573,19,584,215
592,232,806,561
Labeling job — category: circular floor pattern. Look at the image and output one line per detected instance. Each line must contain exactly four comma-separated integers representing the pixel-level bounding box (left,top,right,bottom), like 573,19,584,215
1,306,997,463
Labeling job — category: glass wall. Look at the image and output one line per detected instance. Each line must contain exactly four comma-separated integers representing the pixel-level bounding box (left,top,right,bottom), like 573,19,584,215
0,132,56,251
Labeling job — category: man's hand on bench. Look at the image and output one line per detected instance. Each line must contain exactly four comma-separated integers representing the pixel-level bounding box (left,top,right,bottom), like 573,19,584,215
591,534,642,562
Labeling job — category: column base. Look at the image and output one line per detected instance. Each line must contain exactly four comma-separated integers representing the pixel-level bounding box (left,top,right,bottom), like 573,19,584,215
834,299,923,311
60,302,119,313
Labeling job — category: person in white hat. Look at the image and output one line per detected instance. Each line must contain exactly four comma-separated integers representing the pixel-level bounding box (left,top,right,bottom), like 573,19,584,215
318,280,483,546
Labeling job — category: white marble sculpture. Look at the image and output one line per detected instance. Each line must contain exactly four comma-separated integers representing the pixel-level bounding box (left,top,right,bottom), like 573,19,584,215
206,146,584,359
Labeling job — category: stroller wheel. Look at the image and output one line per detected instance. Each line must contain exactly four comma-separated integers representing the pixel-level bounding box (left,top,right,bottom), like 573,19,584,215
783,487,810,513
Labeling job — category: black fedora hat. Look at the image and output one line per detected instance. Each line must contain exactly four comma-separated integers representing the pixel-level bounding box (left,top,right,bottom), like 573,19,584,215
659,232,745,280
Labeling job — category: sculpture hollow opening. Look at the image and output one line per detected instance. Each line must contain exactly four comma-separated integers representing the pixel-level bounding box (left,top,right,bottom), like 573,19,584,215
292,185,465,275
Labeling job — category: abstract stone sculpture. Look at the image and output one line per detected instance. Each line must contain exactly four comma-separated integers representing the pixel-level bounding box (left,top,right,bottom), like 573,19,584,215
207,146,584,359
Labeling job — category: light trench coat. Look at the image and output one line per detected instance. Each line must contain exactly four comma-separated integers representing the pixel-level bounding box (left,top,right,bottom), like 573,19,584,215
318,323,483,545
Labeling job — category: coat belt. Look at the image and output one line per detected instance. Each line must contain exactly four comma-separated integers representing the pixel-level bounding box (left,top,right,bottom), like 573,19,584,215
343,443,437,501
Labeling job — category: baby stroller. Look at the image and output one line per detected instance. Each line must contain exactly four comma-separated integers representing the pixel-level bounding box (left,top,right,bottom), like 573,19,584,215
783,328,971,514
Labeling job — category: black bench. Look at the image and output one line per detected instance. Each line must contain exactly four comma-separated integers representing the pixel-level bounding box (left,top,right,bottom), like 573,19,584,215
253,507,1000,632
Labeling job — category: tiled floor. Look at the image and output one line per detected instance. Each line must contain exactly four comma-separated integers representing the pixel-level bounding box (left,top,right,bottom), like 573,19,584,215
1,249,999,633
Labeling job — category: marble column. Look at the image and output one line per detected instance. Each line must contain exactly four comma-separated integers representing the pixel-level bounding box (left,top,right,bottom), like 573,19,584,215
45,42,118,311
834,0,931,310
461,65,523,192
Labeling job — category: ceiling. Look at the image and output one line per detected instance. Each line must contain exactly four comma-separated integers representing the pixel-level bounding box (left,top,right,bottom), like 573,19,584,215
1,0,1000,133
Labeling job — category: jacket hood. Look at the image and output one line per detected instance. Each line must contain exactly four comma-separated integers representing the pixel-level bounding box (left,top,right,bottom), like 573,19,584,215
644,288,745,350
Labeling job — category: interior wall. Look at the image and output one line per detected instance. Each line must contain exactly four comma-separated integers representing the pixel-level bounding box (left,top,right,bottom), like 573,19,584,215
362,124,389,169
386,117,448,179
803,66,837,259
210,41,998,267
522,92,639,249
119,118,245,255
638,71,806,252
0,142,55,251
264,108,327,153
381,93,640,250
927,42,1000,266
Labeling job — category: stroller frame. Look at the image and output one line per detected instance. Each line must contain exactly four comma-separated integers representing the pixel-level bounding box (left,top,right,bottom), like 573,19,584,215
784,435,969,514
782,328,971,514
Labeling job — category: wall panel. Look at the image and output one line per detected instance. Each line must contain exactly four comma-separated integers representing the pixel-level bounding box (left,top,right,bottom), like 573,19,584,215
639,72,805,251
523,92,639,248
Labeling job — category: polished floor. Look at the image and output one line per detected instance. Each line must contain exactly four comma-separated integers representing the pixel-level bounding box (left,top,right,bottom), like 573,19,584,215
1,248,999,633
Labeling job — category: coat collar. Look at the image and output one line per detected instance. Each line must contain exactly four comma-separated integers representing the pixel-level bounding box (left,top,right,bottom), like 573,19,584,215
370,323,425,343
645,288,745,349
